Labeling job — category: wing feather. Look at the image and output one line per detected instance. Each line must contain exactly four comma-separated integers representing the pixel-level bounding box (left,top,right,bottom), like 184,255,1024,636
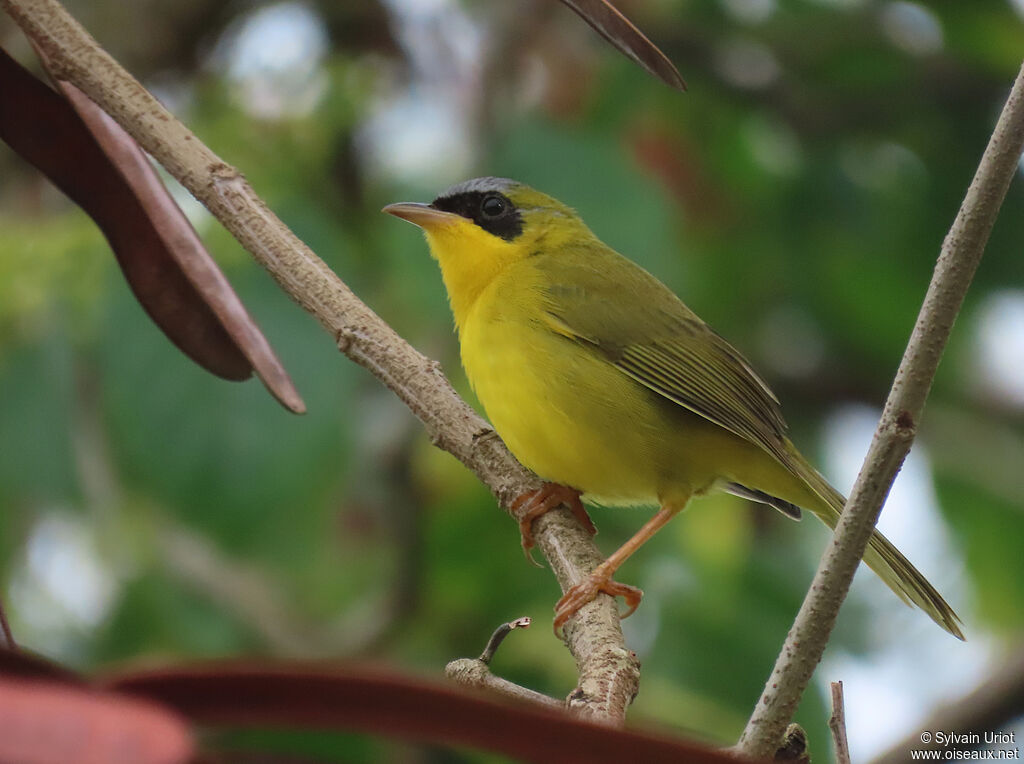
536,249,790,464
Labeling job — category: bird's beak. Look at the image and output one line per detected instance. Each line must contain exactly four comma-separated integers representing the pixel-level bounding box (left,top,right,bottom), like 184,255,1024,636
382,202,462,230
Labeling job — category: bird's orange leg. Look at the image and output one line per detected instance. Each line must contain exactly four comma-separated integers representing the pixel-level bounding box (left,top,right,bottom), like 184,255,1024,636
511,483,596,565
554,502,684,635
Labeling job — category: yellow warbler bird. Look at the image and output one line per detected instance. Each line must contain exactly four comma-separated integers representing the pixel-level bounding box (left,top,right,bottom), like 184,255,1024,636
384,177,962,639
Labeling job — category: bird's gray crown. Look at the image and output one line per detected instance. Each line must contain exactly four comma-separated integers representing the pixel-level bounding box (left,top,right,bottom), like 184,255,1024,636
435,177,519,201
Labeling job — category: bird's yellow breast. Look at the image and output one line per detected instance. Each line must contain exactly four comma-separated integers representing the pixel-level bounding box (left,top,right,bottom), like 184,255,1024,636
458,260,755,507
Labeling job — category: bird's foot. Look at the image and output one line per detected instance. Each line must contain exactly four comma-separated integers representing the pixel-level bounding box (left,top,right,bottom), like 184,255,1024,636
511,483,595,566
553,565,643,635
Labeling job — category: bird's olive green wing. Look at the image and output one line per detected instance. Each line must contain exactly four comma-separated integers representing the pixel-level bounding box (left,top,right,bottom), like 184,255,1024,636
536,248,790,465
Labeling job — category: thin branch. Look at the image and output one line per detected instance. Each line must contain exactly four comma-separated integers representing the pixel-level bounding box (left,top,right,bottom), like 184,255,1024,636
829,682,851,764
735,59,1024,758
479,617,533,665
0,0,639,721
446,657,565,710
446,616,564,710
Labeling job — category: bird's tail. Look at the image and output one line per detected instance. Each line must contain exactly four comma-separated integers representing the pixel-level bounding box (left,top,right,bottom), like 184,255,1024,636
785,442,964,640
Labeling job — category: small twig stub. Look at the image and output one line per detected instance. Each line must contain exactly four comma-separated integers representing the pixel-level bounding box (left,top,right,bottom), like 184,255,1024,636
446,617,563,710
480,617,532,665
829,681,851,764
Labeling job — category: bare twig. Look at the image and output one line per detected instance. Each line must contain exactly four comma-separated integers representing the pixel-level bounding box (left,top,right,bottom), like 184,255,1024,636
0,0,640,722
735,59,1024,758
829,681,851,764
446,616,564,710
873,647,1024,764
446,655,569,708
479,617,532,664
446,656,565,710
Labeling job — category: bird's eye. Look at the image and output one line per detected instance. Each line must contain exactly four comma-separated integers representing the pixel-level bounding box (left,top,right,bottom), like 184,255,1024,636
480,195,506,219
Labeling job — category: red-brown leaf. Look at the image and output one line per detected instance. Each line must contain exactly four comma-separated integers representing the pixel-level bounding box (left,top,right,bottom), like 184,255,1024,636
0,47,304,413
0,677,193,764
105,662,753,763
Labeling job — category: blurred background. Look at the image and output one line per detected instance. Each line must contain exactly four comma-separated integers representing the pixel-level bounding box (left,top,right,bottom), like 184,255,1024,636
2,0,1023,761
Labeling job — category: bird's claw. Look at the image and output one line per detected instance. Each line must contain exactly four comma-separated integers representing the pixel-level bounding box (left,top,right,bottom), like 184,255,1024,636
553,570,643,636
511,483,594,568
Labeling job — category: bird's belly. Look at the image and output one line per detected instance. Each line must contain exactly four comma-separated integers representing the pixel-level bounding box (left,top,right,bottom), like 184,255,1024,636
461,317,726,505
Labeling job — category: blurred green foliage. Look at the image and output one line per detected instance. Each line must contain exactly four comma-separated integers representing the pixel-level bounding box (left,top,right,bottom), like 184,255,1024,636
2,1,1023,762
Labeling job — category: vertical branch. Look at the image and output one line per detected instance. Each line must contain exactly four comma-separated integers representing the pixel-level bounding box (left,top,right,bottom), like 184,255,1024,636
735,60,1024,759
829,682,851,764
